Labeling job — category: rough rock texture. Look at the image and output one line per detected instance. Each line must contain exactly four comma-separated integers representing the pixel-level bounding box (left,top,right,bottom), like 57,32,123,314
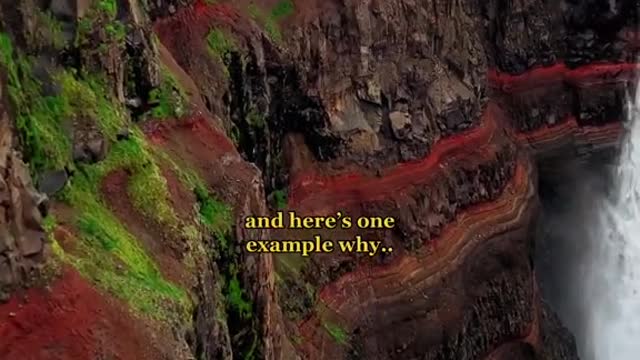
0,0,638,359
483,0,640,72
287,0,488,165
0,75,47,301
49,0,92,19
538,301,580,360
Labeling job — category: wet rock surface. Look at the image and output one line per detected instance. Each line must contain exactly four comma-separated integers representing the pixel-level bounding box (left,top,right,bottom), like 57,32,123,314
539,301,580,360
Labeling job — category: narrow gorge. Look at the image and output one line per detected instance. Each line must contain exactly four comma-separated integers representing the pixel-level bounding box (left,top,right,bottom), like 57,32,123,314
0,0,638,359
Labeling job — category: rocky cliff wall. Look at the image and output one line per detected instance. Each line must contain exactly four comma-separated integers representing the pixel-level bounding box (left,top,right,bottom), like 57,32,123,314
0,0,637,359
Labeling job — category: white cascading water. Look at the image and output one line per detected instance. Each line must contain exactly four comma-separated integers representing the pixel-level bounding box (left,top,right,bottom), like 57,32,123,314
582,77,640,360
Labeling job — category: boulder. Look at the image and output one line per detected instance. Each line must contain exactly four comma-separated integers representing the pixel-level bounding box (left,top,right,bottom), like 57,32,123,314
389,111,412,140
38,169,68,196
49,0,93,19
49,0,75,18
73,125,109,164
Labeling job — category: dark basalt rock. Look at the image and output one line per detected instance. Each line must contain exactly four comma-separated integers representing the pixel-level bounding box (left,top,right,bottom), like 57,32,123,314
539,301,580,360
486,0,639,74
38,169,68,196
146,0,195,20
72,125,109,164
575,84,625,126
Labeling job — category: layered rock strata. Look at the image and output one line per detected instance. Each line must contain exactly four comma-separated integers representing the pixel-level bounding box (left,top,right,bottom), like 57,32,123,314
0,0,638,359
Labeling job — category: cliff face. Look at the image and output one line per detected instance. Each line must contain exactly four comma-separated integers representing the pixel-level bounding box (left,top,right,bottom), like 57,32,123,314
0,0,637,359
0,69,48,302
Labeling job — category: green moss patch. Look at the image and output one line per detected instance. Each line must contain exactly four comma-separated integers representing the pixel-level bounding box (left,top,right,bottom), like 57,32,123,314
272,189,287,210
323,321,349,345
226,271,253,320
194,184,232,249
246,107,266,130
56,134,191,322
271,0,295,19
205,28,238,78
0,33,190,322
247,0,295,43
0,33,72,173
145,66,188,120
76,0,126,49
58,71,127,140
98,0,118,18
0,33,129,175
207,28,238,61
35,10,67,50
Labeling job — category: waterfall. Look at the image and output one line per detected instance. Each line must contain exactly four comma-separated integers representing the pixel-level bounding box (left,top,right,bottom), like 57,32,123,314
581,79,640,360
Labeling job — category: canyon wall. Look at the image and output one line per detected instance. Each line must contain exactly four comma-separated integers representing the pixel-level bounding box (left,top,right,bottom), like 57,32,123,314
0,0,637,359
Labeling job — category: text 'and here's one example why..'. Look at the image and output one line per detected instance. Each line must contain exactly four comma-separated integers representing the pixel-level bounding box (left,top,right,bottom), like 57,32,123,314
243,211,396,257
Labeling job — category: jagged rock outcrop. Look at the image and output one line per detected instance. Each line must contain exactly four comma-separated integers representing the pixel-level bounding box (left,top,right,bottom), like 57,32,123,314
147,1,639,359
482,0,639,72
286,0,488,164
0,76,47,301
0,0,638,359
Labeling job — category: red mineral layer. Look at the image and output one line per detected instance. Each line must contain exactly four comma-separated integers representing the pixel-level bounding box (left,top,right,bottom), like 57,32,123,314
517,115,623,153
297,157,535,357
0,267,157,360
289,102,501,211
312,157,530,308
154,1,241,41
488,62,640,93
290,60,636,209
143,114,236,154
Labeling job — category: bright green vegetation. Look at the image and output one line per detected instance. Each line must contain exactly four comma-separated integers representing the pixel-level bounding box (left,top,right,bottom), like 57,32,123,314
54,126,190,322
105,21,127,43
206,28,238,74
146,67,188,120
98,0,118,18
58,71,127,140
323,321,349,345
246,107,266,129
271,0,295,19
226,272,253,320
76,0,126,48
0,32,190,322
225,264,258,360
0,33,131,174
159,153,253,335
194,184,232,249
36,10,67,50
42,215,58,234
248,0,295,43
59,166,191,321
0,33,71,173
207,29,237,59
102,135,183,231
272,189,287,209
